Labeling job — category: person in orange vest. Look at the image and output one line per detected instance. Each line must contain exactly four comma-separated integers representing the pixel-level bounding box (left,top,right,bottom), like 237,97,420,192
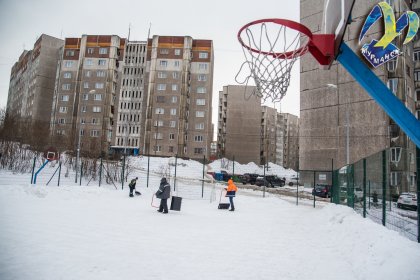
226,178,238,211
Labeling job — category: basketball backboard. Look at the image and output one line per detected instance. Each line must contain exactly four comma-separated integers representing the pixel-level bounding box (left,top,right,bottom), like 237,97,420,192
322,0,356,67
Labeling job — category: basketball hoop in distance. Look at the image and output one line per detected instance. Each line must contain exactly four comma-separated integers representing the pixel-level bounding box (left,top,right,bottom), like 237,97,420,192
236,18,335,102
43,146,59,161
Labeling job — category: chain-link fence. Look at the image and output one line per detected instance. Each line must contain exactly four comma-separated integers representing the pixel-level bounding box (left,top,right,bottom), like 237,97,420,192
332,148,419,242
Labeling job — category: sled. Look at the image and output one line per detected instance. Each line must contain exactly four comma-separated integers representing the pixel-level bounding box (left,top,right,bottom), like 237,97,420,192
218,189,230,210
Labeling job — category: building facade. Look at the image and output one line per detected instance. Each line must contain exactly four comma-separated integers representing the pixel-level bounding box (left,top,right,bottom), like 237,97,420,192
51,35,125,156
276,113,299,170
112,41,147,155
261,106,277,165
143,36,214,159
7,34,63,147
300,0,417,192
217,85,261,165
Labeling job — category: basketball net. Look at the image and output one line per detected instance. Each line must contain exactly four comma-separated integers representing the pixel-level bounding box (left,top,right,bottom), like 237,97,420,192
236,22,309,102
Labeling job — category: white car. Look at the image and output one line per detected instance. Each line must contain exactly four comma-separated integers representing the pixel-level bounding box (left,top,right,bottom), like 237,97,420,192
397,193,417,211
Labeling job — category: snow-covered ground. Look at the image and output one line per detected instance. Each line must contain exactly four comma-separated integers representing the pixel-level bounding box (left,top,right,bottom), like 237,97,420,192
1,156,420,280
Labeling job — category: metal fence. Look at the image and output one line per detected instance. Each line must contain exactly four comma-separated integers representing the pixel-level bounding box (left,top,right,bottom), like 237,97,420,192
332,148,419,242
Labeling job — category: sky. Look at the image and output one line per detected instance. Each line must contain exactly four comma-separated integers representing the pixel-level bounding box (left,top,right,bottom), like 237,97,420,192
1,155,420,279
0,0,301,127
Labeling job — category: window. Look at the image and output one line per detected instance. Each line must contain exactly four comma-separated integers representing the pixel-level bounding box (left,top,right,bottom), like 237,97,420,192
159,60,168,67
194,135,204,142
85,71,91,77
59,106,67,113
174,49,181,55
158,72,167,78
157,84,166,91
56,129,65,135
169,146,174,153
93,106,101,113
387,78,398,94
154,145,162,152
198,74,206,81
195,123,204,130
160,48,169,54
174,61,180,67
194,148,204,154
90,130,100,137
95,83,104,89
154,120,163,127
170,108,177,115
171,96,177,103
414,49,420,62
415,70,420,82
58,118,65,124
169,133,175,140
155,108,164,114
198,63,208,70
92,118,99,125
199,52,208,59
87,48,94,54
85,59,94,66
63,72,72,79
169,121,176,128
387,59,397,72
197,87,206,93
81,106,87,113
60,95,69,102
196,111,205,117
99,48,107,54
409,152,415,164
82,94,89,100
66,50,75,56
173,72,179,79
94,94,102,101
98,59,106,66
154,133,163,139
62,84,71,90
390,172,398,186
172,84,178,91
81,118,86,124
156,96,165,103
196,99,206,105
416,89,420,102
97,70,106,77
79,129,84,136
64,61,73,68
390,147,401,163
84,82,89,89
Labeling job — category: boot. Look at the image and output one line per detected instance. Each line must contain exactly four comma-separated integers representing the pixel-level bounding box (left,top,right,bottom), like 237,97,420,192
229,208,235,211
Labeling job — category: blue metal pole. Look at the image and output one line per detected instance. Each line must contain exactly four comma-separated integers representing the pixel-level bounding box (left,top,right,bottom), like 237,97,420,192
33,160,50,184
337,42,420,147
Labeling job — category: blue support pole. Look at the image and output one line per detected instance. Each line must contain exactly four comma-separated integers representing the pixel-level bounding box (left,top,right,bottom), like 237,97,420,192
337,42,420,147
33,160,50,184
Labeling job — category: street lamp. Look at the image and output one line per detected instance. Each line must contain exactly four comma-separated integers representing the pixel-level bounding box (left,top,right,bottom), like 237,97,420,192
75,89,96,183
327,83,349,165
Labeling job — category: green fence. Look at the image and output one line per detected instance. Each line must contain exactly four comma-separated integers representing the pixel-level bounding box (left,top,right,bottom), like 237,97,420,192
332,148,419,242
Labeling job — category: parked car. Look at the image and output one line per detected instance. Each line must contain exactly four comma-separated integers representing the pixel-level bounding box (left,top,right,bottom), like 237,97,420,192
265,175,285,187
397,193,417,211
255,176,273,188
241,173,260,185
354,187,363,202
312,184,331,198
287,175,300,186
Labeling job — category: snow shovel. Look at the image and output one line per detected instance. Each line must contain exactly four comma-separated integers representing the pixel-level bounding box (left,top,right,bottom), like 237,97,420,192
218,189,230,210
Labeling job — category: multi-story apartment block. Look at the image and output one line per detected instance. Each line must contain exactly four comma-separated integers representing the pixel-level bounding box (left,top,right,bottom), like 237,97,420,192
143,36,214,159
413,1,420,120
300,0,417,191
112,41,147,155
217,85,261,165
51,35,125,156
261,106,277,166
7,34,63,146
276,113,299,170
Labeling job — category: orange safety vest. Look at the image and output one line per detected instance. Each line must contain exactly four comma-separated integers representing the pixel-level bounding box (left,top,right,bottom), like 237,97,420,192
227,179,238,192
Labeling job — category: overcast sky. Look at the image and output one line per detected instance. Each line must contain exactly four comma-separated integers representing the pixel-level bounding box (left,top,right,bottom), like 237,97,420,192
0,0,300,125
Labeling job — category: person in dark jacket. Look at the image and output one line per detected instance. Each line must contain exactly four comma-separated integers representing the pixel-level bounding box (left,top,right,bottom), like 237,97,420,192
156,177,171,213
129,177,138,197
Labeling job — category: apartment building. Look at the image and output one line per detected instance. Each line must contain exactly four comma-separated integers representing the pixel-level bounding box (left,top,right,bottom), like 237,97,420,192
261,106,277,165
6,34,63,146
413,1,420,120
143,35,214,160
112,41,147,155
217,85,261,165
276,113,299,170
51,35,125,156
300,0,417,191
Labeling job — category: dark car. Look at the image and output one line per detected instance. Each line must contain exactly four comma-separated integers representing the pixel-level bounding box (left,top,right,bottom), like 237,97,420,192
241,173,260,185
265,175,285,187
255,176,273,188
312,184,331,198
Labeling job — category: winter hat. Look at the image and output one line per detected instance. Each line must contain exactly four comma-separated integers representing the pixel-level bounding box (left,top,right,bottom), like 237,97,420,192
161,177,167,183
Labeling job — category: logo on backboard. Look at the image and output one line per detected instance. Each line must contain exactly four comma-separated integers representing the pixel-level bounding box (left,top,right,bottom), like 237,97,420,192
359,2,419,68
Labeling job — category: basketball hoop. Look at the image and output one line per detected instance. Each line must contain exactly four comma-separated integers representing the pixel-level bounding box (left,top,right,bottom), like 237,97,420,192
236,18,335,102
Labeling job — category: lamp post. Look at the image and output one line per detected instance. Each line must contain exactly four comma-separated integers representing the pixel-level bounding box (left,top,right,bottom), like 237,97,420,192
327,83,349,166
75,89,96,183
